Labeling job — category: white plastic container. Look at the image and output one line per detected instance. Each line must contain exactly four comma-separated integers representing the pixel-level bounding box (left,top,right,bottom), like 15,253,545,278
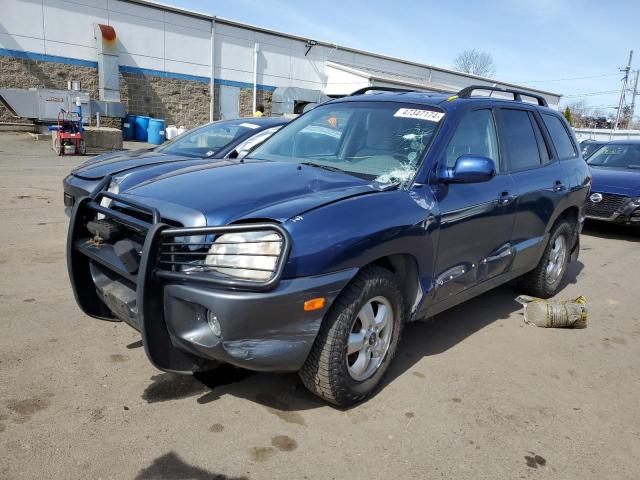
176,125,186,136
165,125,178,140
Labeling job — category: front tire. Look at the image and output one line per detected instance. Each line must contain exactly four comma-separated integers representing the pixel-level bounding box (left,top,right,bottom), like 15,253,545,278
299,265,405,406
516,220,573,298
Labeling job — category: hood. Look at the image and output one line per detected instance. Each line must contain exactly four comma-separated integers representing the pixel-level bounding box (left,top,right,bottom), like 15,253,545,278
121,160,380,225
114,158,218,192
72,149,200,180
589,166,640,196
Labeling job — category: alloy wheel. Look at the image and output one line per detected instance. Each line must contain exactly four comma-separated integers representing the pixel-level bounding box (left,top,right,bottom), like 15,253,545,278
346,296,394,381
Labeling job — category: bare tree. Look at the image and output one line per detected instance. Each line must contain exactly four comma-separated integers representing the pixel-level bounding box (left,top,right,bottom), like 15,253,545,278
564,100,589,127
452,49,496,77
563,101,615,129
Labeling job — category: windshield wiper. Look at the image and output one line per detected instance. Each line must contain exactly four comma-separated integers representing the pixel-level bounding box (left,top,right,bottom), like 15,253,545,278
627,165,640,169
300,162,344,173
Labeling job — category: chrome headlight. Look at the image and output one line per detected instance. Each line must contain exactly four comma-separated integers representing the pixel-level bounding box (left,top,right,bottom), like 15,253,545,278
204,231,283,281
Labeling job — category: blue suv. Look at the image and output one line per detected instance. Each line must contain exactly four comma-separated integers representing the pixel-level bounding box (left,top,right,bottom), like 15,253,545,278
67,86,590,406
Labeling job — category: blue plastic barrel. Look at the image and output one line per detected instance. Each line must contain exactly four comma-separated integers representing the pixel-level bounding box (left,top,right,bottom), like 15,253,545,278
147,118,166,145
135,115,149,142
122,114,136,140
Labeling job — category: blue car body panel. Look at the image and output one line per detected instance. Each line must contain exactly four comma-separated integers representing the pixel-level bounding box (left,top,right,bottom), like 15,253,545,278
590,165,640,195
71,150,200,179
125,161,377,225
63,117,287,206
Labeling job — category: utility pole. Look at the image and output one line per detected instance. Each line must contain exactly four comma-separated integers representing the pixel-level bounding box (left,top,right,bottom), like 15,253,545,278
629,69,639,129
612,50,633,139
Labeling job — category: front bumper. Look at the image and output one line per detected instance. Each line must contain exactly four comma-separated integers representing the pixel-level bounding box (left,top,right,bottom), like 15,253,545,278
585,193,640,226
67,194,357,373
161,270,355,371
585,211,640,226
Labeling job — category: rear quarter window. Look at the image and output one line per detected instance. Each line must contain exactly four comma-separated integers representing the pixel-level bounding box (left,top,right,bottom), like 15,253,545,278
541,114,578,159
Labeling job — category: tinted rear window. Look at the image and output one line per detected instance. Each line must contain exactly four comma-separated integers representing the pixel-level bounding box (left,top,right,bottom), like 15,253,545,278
501,109,542,170
542,114,578,159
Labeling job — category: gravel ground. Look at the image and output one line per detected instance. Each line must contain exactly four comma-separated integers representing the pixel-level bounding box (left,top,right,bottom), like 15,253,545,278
0,132,639,479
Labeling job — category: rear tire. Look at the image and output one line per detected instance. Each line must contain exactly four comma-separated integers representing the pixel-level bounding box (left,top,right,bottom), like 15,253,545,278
516,220,573,298
299,265,405,406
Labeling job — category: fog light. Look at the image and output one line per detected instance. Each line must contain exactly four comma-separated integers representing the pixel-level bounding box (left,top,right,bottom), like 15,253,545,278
207,310,221,337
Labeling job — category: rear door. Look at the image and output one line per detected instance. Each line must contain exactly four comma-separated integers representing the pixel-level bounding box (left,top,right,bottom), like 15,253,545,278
432,108,517,302
497,108,565,272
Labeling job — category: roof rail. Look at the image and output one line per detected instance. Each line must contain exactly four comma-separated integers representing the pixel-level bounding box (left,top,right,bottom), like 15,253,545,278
457,85,548,107
349,86,415,96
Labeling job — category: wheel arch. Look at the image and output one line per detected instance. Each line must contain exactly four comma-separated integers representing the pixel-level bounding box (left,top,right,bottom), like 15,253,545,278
367,253,422,321
551,205,579,231
548,205,580,253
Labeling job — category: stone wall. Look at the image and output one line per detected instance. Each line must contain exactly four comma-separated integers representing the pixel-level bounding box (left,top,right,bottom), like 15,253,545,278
0,54,274,129
239,88,273,117
120,72,210,128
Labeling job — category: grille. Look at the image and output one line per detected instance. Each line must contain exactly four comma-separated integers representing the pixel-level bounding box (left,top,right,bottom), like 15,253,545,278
585,192,627,218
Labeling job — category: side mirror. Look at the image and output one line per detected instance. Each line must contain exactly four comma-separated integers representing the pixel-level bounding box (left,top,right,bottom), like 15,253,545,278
441,155,495,183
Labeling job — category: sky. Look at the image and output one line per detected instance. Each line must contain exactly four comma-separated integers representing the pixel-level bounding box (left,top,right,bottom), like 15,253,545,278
171,0,639,119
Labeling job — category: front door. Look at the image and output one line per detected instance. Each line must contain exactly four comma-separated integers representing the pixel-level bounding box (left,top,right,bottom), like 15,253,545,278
432,108,517,302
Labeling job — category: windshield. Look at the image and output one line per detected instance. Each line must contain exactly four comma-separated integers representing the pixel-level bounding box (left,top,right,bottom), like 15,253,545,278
156,120,266,158
248,101,444,184
581,142,605,159
587,144,640,169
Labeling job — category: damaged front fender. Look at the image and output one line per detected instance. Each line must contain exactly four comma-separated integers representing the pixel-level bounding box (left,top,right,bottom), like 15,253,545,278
159,268,358,372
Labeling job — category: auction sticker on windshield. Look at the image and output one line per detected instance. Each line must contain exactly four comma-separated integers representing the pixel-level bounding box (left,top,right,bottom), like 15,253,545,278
394,108,444,122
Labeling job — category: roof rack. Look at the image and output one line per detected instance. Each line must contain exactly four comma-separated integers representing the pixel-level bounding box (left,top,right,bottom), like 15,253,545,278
349,86,415,96
456,85,548,107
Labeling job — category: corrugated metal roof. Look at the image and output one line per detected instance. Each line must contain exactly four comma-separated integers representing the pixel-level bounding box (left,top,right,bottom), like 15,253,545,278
326,61,456,93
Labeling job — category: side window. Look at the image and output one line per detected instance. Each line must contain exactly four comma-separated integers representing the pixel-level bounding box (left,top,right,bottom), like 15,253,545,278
287,110,352,157
445,109,500,171
233,126,282,159
541,113,578,159
530,113,552,163
501,109,542,170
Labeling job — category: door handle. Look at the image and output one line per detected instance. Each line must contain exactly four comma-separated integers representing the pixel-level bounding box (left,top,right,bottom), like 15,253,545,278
495,191,518,206
553,181,566,192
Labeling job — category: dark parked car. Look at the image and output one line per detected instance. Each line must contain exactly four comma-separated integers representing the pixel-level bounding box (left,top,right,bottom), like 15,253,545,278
580,139,607,159
63,117,287,215
67,86,590,406
584,140,640,226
